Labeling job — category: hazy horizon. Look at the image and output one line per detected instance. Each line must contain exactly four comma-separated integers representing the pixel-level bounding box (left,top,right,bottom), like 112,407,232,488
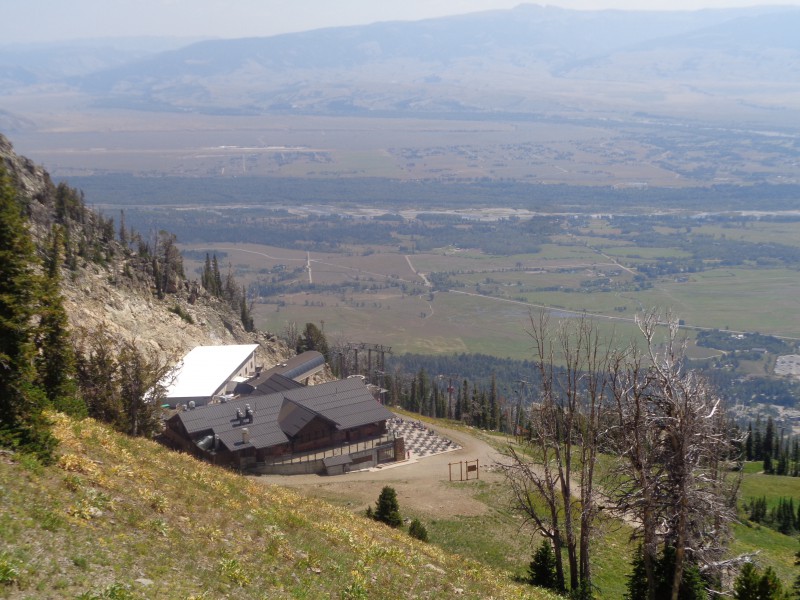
5,0,800,44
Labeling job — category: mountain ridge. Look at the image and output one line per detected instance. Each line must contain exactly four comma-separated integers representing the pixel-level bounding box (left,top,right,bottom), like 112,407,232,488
4,5,799,121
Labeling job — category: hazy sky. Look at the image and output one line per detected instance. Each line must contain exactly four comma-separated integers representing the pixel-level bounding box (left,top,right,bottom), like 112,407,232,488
5,0,800,44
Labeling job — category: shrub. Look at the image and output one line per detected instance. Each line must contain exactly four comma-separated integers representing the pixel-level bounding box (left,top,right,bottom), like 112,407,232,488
408,518,428,542
0,552,20,586
168,304,194,324
373,486,402,528
529,540,558,590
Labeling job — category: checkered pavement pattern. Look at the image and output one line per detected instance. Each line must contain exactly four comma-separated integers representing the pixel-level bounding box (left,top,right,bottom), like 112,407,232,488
387,417,460,458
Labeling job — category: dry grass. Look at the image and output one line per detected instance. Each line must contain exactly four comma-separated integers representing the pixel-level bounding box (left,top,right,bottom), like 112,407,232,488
0,413,558,599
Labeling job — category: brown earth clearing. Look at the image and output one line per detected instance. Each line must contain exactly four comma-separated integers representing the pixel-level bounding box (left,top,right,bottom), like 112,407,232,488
255,417,507,519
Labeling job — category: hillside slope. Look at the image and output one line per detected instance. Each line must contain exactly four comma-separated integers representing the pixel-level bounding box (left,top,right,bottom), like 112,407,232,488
0,132,290,364
0,413,550,599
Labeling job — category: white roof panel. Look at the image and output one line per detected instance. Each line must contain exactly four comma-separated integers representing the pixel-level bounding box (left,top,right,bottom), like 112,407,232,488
164,344,258,400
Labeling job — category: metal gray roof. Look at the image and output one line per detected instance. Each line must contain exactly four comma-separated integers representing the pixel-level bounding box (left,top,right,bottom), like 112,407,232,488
255,373,304,395
176,392,289,451
250,351,326,386
232,373,303,396
284,378,393,430
172,377,391,454
278,399,321,437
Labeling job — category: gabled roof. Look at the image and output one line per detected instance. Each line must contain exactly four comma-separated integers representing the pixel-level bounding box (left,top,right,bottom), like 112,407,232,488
278,399,324,437
249,351,326,386
255,372,305,394
234,373,303,396
177,392,288,451
164,344,259,400
171,377,393,454
283,378,393,431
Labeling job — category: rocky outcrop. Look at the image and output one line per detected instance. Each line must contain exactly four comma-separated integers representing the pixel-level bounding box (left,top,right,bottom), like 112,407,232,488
1,132,293,369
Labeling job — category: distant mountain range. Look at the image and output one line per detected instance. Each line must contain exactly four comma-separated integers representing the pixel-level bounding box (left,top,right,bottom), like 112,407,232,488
2,4,799,123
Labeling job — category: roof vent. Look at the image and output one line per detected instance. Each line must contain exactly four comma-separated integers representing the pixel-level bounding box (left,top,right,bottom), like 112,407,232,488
188,400,196,409
241,428,250,444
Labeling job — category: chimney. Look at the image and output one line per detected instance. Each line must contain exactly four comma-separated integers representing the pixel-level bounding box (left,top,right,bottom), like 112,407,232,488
241,428,250,444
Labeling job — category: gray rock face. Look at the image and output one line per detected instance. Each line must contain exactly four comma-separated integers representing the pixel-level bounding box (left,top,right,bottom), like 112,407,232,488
0,132,303,371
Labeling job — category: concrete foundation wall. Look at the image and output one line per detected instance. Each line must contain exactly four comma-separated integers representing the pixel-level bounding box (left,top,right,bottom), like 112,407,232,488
248,441,397,476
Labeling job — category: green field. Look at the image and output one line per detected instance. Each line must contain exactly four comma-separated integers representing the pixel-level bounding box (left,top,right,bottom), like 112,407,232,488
180,212,800,362
733,462,800,585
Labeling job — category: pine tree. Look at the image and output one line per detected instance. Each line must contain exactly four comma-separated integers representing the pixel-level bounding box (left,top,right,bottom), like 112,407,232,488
240,285,254,332
764,417,775,473
373,486,402,528
626,545,708,600
0,168,56,462
734,564,784,600
152,256,163,299
793,438,800,477
746,422,754,461
757,567,784,599
408,518,428,542
297,322,329,359
202,253,212,291
754,428,764,461
734,563,761,600
778,452,790,476
625,546,650,600
35,226,83,417
417,368,428,415
211,254,222,297
461,379,469,423
74,329,171,437
489,372,500,431
118,209,127,245
74,329,125,429
748,496,767,523
529,540,559,590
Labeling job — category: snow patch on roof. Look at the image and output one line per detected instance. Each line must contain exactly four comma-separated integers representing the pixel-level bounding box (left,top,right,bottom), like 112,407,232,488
165,344,258,400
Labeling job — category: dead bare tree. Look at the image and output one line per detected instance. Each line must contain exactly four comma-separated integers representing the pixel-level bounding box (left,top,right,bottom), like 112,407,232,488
609,311,742,600
499,312,613,597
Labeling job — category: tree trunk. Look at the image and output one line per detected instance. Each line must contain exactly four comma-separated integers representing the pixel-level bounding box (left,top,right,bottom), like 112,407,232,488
552,532,566,592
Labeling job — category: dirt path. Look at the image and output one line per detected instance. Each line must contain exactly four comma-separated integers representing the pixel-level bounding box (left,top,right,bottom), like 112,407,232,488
405,255,431,288
253,421,506,518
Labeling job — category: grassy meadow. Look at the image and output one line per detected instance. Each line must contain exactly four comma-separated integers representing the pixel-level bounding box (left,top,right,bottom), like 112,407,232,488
0,413,555,600
4,412,800,598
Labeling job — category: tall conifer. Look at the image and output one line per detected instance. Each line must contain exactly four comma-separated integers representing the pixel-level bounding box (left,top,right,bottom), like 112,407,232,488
0,168,56,461
35,225,83,416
